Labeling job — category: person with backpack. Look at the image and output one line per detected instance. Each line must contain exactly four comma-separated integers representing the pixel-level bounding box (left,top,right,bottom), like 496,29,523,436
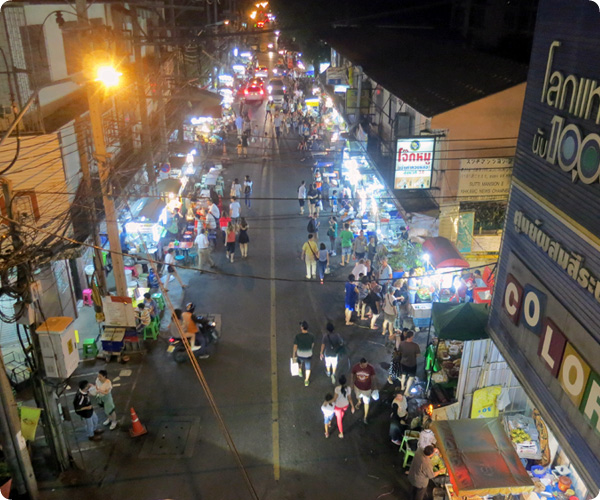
320,322,344,383
74,380,103,441
307,213,320,239
243,175,253,209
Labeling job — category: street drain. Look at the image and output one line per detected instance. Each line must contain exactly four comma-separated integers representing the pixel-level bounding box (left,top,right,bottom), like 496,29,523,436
139,417,200,458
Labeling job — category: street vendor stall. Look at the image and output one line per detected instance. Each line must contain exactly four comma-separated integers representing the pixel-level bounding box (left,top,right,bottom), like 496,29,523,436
124,198,167,264
432,418,534,499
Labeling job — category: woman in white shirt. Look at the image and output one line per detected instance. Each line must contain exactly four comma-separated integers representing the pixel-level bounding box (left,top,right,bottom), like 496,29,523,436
95,370,118,430
243,175,253,209
332,375,355,439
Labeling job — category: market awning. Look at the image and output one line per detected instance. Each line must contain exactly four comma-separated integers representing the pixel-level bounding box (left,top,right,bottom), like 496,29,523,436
134,198,166,221
432,302,489,341
423,237,469,268
157,178,181,194
432,418,534,497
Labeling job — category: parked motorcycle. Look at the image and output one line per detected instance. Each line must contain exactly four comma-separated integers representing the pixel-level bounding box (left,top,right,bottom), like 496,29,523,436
168,313,220,363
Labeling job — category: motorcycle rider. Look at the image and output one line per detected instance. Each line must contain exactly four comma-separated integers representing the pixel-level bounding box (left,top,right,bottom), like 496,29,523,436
182,303,208,352
170,308,196,347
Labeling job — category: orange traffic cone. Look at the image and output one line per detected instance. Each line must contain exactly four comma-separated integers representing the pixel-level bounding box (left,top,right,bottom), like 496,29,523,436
129,407,147,437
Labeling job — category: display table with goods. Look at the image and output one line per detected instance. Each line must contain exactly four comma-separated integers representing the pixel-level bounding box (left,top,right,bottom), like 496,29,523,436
433,418,534,499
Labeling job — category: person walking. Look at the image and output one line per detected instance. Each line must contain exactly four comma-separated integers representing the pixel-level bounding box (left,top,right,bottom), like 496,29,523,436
364,282,383,330
339,223,354,266
399,330,421,394
382,286,399,340
357,275,370,320
327,216,338,256
307,213,320,240
378,257,393,293
351,357,376,424
307,183,318,217
74,380,103,441
244,175,253,209
316,242,329,284
298,180,307,215
407,445,442,500
235,113,243,138
163,248,187,290
225,221,237,263
332,375,355,439
273,112,282,140
230,178,242,199
344,273,358,325
301,233,319,280
229,196,241,226
238,218,250,258
95,370,118,430
320,322,344,383
292,321,315,387
322,393,336,438
195,228,215,272
241,131,249,158
352,230,368,260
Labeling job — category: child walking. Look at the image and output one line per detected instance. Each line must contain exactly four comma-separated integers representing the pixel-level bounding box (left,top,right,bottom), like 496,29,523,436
321,394,335,438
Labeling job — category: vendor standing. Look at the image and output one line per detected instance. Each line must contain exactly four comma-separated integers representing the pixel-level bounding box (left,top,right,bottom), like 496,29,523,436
120,227,130,254
407,445,443,500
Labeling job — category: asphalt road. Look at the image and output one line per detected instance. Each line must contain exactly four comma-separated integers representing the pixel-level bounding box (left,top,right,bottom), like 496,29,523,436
37,32,410,500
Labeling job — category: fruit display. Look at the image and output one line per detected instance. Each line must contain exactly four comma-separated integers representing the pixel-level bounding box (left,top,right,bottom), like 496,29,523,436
510,428,531,443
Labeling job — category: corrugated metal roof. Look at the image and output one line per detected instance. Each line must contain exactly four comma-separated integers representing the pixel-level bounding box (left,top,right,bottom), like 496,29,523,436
325,28,528,117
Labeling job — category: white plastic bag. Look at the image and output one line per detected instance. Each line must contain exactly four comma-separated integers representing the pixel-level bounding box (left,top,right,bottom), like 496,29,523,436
290,358,300,377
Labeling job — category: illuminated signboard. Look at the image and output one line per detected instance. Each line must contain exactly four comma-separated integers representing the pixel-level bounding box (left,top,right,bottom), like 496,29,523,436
394,137,435,190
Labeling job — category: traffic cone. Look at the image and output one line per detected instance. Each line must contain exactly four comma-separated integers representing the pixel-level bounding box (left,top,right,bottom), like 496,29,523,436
129,407,147,437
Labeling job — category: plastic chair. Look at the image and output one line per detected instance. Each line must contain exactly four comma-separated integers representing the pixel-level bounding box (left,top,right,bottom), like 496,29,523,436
82,289,93,306
82,338,98,359
143,321,159,340
400,431,420,468
152,293,165,311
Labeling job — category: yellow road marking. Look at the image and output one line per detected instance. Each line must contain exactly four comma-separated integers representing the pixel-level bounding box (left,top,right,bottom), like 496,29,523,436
269,169,280,481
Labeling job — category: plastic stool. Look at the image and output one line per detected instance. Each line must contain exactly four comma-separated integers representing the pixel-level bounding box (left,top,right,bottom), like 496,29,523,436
188,252,198,266
143,321,159,340
82,338,98,358
152,315,160,325
82,289,93,306
152,293,165,311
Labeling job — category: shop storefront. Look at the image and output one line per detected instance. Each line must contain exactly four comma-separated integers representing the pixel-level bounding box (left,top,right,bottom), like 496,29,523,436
486,0,600,493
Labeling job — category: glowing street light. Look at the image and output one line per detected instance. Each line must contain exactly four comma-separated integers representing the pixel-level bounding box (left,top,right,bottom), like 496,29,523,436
95,65,122,88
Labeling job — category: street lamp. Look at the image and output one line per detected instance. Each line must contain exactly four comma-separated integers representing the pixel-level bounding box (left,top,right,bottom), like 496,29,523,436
85,53,129,297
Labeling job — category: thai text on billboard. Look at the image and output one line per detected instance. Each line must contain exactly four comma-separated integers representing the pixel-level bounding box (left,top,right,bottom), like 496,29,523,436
395,137,435,190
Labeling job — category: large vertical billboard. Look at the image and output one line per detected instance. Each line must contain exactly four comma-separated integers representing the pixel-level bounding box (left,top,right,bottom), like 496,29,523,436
488,0,600,491
394,137,435,189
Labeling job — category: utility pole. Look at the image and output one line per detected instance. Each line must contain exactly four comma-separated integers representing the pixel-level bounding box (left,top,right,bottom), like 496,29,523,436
132,7,157,192
75,117,108,295
87,84,128,297
0,180,39,499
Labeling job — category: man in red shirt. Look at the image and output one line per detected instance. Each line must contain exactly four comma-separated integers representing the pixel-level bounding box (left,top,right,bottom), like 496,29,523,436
351,357,376,424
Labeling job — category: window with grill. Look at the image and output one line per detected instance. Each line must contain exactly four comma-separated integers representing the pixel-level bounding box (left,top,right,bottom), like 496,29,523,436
19,24,50,87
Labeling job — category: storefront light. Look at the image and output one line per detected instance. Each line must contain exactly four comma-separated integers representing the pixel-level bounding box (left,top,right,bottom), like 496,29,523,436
191,117,213,125
190,149,197,155
233,47,239,57
125,222,140,234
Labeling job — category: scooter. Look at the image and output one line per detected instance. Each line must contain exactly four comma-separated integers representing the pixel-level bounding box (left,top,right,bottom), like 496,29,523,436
168,314,220,363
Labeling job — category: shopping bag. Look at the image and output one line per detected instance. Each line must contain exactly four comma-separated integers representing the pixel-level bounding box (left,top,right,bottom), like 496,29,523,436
325,266,331,275
290,358,300,377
